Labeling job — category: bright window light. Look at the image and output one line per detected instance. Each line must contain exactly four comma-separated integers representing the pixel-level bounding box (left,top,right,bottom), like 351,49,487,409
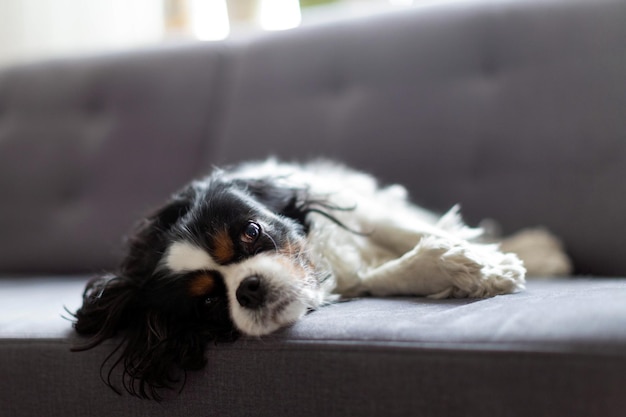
389,0,415,6
259,0,302,31
190,0,230,41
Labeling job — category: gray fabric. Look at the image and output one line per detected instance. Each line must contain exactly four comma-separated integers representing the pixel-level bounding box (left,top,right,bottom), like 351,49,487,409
0,45,228,274
216,0,626,275
3,340,625,417
1,278,626,416
1,0,626,416
2,277,626,350
0,0,624,276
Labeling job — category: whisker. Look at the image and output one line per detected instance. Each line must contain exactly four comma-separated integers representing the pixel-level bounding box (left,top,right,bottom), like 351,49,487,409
265,233,279,252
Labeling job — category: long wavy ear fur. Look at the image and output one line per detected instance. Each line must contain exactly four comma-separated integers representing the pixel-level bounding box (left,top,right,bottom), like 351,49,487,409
71,187,206,399
72,273,222,399
72,275,138,349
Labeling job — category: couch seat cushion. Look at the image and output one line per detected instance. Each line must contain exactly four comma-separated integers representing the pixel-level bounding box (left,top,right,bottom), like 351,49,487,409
1,277,625,416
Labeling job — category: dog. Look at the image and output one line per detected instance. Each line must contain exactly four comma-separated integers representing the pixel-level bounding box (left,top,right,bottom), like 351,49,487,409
73,159,529,399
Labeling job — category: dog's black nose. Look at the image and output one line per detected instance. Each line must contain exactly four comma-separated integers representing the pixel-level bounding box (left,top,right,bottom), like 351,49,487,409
236,276,266,309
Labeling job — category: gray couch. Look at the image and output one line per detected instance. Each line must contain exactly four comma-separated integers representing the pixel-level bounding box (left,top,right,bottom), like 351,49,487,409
2,0,626,415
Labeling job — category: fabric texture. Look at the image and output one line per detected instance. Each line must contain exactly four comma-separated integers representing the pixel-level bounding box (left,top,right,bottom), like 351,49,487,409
0,45,228,274
215,0,626,276
0,0,624,275
0,0,625,415
1,278,626,417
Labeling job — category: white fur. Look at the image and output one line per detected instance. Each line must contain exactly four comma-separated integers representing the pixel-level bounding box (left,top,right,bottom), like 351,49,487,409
223,254,322,336
167,159,528,336
164,241,221,272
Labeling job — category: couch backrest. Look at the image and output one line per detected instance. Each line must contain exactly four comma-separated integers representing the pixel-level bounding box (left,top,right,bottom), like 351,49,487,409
0,45,228,273
1,0,625,275
215,0,626,276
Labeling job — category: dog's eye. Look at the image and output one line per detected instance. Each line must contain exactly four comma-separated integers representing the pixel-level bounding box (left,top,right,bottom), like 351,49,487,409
205,296,220,305
241,222,261,244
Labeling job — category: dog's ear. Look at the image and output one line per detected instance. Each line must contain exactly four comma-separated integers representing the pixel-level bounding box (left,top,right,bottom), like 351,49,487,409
234,177,356,234
73,186,195,341
72,187,199,398
72,273,214,399
234,178,311,226
72,274,137,347
115,306,209,399
121,187,196,279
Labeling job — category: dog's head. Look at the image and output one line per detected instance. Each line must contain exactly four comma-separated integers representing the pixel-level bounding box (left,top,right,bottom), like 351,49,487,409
72,172,331,398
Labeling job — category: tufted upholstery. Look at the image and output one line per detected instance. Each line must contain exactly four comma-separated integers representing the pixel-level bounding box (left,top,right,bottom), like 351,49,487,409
1,0,625,276
0,45,228,273
1,0,626,416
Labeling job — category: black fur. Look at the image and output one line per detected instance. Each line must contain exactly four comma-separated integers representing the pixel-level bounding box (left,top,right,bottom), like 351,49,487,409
72,183,238,399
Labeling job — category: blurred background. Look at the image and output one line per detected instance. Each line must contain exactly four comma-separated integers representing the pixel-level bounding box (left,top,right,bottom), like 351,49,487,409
0,0,427,68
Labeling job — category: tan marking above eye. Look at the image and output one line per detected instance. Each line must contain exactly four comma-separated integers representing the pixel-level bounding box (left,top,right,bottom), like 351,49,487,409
212,228,235,264
188,272,217,297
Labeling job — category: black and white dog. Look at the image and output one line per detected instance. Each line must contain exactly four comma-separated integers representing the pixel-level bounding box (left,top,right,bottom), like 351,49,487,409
73,159,527,398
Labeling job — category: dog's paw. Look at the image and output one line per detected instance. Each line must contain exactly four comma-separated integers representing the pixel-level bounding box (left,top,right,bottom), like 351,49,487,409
421,236,526,299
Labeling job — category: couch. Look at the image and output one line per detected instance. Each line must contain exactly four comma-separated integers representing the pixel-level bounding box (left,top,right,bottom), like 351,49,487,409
1,0,626,415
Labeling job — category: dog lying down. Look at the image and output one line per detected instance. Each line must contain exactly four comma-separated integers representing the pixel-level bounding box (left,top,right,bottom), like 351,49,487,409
72,159,571,398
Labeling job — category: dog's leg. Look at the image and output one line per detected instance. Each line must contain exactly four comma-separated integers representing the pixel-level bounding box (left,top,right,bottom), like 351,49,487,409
326,199,525,298
355,236,526,299
358,205,484,256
